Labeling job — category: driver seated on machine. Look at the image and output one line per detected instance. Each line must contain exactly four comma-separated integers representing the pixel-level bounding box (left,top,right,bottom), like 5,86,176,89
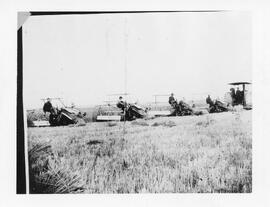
116,96,127,112
168,93,177,107
43,98,57,115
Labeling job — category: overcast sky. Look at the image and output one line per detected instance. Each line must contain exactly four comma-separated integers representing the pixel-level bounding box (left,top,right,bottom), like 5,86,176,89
23,11,252,109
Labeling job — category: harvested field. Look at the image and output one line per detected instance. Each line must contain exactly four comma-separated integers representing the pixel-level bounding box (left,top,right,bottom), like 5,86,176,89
27,110,252,193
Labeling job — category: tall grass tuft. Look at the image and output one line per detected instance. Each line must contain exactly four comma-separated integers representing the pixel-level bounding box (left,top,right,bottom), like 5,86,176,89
28,143,85,194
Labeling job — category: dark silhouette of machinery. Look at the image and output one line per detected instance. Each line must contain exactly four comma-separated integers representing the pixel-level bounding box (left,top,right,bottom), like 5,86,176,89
169,100,203,116
42,98,86,126
116,96,147,121
206,95,229,113
225,82,252,109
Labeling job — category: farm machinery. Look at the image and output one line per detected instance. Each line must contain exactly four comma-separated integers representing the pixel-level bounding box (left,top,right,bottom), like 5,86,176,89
96,101,147,122
96,94,148,121
206,82,252,113
169,100,204,116
151,94,204,117
96,103,122,121
224,82,252,110
206,95,230,113
121,102,148,121
95,84,252,122
42,98,86,126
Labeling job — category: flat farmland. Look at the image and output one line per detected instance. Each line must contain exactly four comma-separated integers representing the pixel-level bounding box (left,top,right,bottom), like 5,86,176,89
27,110,252,193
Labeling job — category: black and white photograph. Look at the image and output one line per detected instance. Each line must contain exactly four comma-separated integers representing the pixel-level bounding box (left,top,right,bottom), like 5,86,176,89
2,0,270,206
17,11,254,194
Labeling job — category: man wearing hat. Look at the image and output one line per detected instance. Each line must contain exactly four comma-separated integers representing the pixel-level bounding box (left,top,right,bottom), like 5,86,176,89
168,93,177,107
43,98,53,114
116,96,126,112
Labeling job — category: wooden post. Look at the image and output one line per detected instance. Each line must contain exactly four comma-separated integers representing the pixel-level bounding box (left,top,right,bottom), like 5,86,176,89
243,84,246,106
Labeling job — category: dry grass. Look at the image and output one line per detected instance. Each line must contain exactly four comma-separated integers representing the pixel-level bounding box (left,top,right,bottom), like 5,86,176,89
107,122,119,127
152,120,176,127
27,110,252,193
131,120,149,126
